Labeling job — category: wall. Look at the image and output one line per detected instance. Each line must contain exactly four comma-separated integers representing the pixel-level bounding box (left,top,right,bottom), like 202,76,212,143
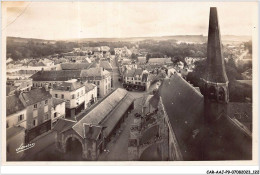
26,97,52,130
51,101,66,128
6,109,27,129
51,86,85,109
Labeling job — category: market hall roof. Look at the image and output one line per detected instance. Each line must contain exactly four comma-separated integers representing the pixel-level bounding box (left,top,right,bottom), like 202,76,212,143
72,88,134,139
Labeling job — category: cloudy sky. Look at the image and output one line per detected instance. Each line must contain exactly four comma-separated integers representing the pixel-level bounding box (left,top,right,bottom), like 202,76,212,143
2,1,256,40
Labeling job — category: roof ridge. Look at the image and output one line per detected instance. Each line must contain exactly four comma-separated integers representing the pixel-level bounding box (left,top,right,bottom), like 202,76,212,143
175,74,203,98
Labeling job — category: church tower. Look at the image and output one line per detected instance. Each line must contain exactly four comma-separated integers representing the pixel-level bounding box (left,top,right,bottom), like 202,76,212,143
203,7,229,122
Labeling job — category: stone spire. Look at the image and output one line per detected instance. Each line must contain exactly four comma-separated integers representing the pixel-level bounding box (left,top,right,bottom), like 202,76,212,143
205,7,228,83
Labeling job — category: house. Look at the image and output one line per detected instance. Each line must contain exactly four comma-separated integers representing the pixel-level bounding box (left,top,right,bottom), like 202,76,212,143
122,69,151,91
81,67,112,98
19,87,53,143
6,95,27,161
51,98,66,128
51,79,86,118
84,83,98,109
30,68,111,98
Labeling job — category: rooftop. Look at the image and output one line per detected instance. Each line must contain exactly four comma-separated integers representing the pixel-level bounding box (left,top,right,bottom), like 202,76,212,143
6,95,25,116
30,70,81,81
53,80,84,91
19,87,52,106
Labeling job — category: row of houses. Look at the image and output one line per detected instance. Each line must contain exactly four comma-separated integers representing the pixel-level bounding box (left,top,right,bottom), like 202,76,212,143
6,78,98,161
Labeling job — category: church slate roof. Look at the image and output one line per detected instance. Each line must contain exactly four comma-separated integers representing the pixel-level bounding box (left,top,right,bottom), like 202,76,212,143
159,74,204,160
159,74,252,160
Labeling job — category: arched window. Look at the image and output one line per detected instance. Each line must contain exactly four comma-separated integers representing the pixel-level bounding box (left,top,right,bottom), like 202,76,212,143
218,87,225,102
208,86,217,100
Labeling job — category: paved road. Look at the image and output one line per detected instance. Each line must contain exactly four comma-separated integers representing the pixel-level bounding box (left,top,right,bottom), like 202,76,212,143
111,55,122,89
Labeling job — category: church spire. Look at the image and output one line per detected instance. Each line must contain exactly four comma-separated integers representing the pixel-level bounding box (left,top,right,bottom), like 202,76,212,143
204,7,229,122
205,7,228,83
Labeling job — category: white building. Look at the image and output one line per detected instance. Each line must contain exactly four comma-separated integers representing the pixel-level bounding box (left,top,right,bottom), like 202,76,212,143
51,79,86,118
51,98,66,128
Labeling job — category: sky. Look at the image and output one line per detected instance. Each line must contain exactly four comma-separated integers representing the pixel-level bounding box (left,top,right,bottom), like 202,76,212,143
2,1,257,40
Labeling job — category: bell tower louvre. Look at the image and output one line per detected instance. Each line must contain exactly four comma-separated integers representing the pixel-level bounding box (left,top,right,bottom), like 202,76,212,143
204,7,229,122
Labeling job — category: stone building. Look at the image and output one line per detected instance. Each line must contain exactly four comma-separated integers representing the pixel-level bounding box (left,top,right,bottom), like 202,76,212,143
19,87,53,143
54,88,134,160
6,95,27,161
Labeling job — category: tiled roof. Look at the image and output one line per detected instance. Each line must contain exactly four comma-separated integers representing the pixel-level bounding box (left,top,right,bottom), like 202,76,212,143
102,93,135,138
100,60,113,71
53,80,84,91
84,83,96,92
6,95,25,116
60,63,92,70
52,98,66,107
53,118,76,134
19,88,52,106
72,88,130,138
30,70,81,81
80,67,110,78
123,68,143,77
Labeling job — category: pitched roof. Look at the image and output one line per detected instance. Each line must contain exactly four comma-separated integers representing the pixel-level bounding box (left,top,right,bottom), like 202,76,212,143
72,88,130,138
159,74,204,160
52,98,66,107
80,67,110,78
53,118,76,134
19,88,52,106
84,124,102,140
84,83,96,92
123,68,143,77
53,80,84,91
60,63,92,70
100,60,113,71
6,95,25,116
160,74,252,160
227,102,252,122
30,70,81,81
101,93,134,137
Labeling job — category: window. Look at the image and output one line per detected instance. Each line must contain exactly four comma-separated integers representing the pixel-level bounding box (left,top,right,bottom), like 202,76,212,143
67,86,70,91
97,81,100,85
98,134,101,140
33,119,37,126
218,87,225,102
44,114,49,121
71,94,75,99
55,94,58,98
45,100,48,105
54,112,57,118
61,94,64,99
18,114,24,122
33,104,37,109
